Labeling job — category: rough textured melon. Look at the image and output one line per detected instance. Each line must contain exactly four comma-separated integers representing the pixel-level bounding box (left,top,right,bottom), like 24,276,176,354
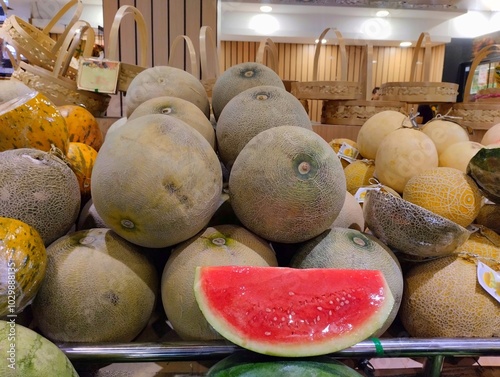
290,227,403,337
421,119,470,155
31,228,158,343
125,65,210,118
343,159,376,195
0,79,34,104
58,104,104,152
374,128,439,193
402,167,483,228
66,141,98,201
91,114,222,248
330,191,365,231
467,146,500,204
211,62,285,120
356,110,407,160
439,140,484,173
363,189,471,257
0,91,69,153
0,217,46,317
161,224,278,341
0,321,79,377
229,126,346,243
128,95,216,149
194,266,395,357
0,148,81,246
216,85,312,168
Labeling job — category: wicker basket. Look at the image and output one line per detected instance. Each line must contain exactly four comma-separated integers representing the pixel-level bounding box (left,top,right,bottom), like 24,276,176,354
11,21,110,117
291,28,364,101
380,32,458,104
199,26,220,98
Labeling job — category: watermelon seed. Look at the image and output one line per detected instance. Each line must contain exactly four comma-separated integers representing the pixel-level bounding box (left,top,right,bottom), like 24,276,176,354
317,306,323,311
265,331,271,336
288,291,294,296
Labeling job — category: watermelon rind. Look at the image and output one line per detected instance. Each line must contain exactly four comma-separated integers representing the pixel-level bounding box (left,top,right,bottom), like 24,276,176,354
467,147,500,204
194,266,395,357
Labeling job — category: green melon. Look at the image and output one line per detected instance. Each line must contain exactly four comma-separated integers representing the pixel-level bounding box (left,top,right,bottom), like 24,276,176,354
194,266,395,357
467,146,500,204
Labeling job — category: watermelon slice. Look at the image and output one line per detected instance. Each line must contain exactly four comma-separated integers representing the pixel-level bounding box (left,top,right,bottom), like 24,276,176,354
194,266,394,357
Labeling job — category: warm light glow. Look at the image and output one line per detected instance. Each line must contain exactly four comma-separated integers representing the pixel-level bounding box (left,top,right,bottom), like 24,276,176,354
400,41,412,47
376,10,390,17
315,39,327,44
249,14,279,34
260,5,272,12
361,18,391,39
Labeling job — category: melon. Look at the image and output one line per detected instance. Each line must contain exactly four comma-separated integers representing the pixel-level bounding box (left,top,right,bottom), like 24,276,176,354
363,189,471,257
330,191,365,231
128,95,216,149
329,138,360,169
0,217,46,317
481,122,500,145
31,228,158,343
0,91,69,153
467,146,500,204
207,352,363,377
290,227,403,337
343,159,376,195
91,114,223,248
0,79,34,104
124,65,210,118
65,141,98,200
228,126,346,243
105,116,128,139
356,110,407,160
216,85,312,168
421,118,470,155
161,224,278,341
439,140,484,173
475,203,500,235
211,62,286,120
194,266,395,357
0,321,79,377
374,128,439,193
76,198,107,230
0,148,81,246
57,104,104,152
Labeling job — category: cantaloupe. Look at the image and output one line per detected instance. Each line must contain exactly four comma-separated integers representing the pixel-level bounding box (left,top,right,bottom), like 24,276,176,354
216,85,312,168
31,228,158,343
211,62,285,120
229,126,346,243
343,159,376,195
421,119,470,155
439,140,484,173
0,79,34,104
58,104,104,152
161,224,278,340
0,148,81,246
330,191,365,231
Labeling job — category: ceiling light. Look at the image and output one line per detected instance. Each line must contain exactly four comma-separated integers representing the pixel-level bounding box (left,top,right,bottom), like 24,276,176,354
260,5,272,12
400,41,412,47
249,14,279,35
315,39,327,44
376,10,389,17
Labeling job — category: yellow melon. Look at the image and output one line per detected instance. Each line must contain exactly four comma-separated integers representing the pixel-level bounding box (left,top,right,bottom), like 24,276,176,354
481,122,500,145
124,65,210,118
0,79,34,104
65,141,98,200
374,128,439,193
328,137,360,169
343,159,376,195
439,140,484,173
161,224,278,341
31,228,158,342
57,104,104,152
215,85,312,168
402,167,483,228
211,62,286,120
356,110,408,160
91,114,222,248
228,126,346,243
475,203,500,235
421,119,470,155
330,191,365,231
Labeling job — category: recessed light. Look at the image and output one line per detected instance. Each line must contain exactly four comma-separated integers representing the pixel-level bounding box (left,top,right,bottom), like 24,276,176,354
376,10,390,17
315,39,327,44
400,41,412,47
260,5,272,12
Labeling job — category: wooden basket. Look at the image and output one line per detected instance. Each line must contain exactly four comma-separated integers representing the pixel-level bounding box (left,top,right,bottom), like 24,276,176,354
291,28,364,101
107,5,149,93
199,26,220,98
380,32,458,103
449,44,500,138
0,0,83,71
11,21,111,117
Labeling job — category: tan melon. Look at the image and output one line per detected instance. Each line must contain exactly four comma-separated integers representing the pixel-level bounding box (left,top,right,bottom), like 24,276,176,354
374,128,439,193
31,228,158,342
161,224,278,340
91,114,222,248
343,159,376,195
76,198,107,230
0,148,81,246
105,116,128,140
328,137,360,169
402,167,483,228
228,126,346,243
481,122,500,145
290,227,404,337
475,203,500,235
439,140,484,173
211,62,285,120
125,65,210,118
421,119,470,155
216,85,312,168
128,96,216,149
330,191,365,231
0,79,34,104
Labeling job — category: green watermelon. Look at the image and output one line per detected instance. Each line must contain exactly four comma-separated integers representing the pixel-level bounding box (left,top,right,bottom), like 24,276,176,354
0,320,79,377
467,146,500,204
194,266,394,357
207,351,363,376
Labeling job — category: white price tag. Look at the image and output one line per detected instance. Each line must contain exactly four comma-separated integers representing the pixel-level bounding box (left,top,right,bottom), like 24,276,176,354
477,261,500,304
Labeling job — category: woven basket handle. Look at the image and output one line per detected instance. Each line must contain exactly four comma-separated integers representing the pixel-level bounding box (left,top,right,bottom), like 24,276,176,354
107,5,148,67
199,25,220,80
44,0,84,53
409,32,432,82
256,38,279,74
0,0,8,15
168,35,199,77
462,44,500,103
52,20,95,78
313,28,347,81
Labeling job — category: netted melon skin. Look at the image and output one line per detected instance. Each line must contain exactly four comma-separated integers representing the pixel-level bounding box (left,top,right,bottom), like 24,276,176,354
400,255,500,338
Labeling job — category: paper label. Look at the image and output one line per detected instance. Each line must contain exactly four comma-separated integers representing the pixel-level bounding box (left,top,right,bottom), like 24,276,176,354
337,142,359,164
354,186,380,203
477,261,500,304
77,58,120,94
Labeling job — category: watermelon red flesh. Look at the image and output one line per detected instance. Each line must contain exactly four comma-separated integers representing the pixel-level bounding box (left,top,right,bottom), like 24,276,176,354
194,266,394,357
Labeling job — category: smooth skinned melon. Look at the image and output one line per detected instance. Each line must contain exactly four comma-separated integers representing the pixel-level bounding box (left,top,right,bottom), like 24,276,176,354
228,126,346,243
330,191,365,231
0,148,81,246
481,122,500,145
421,119,470,155
58,104,104,152
194,266,395,357
65,141,98,201
91,114,223,248
161,224,278,341
439,140,484,173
